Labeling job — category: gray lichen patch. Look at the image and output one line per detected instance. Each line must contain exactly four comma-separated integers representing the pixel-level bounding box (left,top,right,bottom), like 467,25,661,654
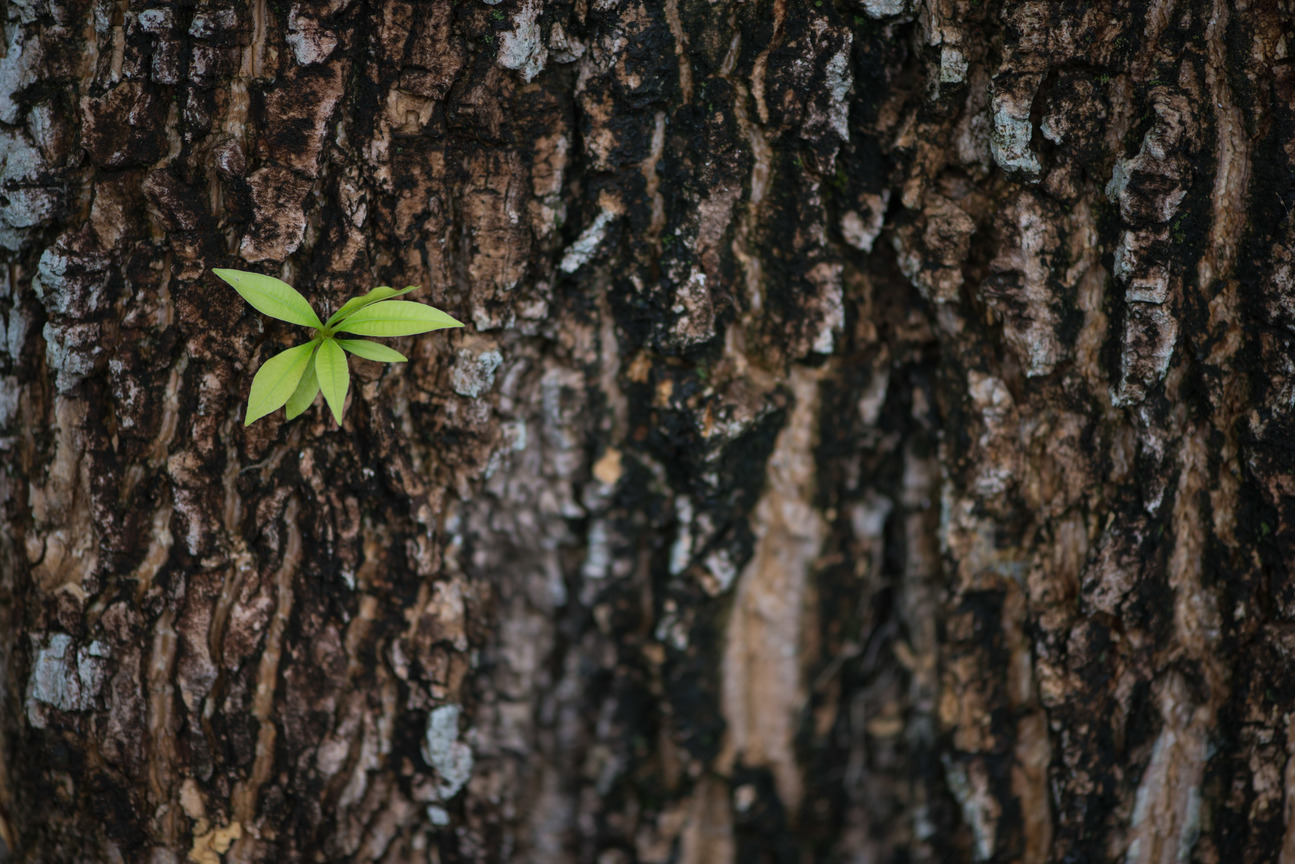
0,128,59,247
497,0,547,83
286,8,338,66
942,755,998,861
33,242,104,318
42,322,101,392
822,50,853,141
25,633,110,728
940,46,968,84
840,190,889,253
559,208,617,274
989,76,1043,179
4,303,28,361
0,27,36,126
451,346,504,398
422,704,474,800
859,0,911,19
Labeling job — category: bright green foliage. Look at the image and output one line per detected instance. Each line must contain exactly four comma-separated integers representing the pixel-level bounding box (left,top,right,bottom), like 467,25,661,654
245,340,319,425
285,358,320,421
314,337,349,425
213,269,324,330
334,300,464,337
336,339,408,363
324,286,419,329
214,268,464,426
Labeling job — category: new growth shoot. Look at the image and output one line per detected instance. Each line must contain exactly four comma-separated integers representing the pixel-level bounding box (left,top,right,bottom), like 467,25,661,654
214,268,463,425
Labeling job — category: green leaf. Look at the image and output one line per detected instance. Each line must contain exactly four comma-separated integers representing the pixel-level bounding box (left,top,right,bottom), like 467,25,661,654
336,339,408,363
334,300,464,337
245,340,319,426
315,337,350,425
284,353,320,420
214,268,325,330
324,286,421,329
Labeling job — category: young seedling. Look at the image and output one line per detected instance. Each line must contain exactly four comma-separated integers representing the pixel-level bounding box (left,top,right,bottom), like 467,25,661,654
214,268,464,426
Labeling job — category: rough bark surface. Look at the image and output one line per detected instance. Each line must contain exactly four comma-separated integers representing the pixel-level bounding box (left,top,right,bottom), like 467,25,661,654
1,0,1293,862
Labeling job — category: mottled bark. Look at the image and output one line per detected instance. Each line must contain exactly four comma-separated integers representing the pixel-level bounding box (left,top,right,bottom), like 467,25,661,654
1,0,1293,862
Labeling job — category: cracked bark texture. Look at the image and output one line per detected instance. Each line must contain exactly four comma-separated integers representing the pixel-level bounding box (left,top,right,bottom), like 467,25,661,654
2,0,1294,862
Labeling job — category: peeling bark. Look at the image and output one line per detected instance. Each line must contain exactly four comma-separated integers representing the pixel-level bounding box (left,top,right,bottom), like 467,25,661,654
2,0,1294,862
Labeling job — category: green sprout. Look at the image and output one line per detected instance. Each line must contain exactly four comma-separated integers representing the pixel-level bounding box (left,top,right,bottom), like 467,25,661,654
214,268,464,426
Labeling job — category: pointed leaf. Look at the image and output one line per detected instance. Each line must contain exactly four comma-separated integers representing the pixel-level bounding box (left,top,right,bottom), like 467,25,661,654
336,339,408,363
285,352,321,420
315,337,350,425
325,286,421,329
245,340,318,426
334,300,464,337
214,268,324,330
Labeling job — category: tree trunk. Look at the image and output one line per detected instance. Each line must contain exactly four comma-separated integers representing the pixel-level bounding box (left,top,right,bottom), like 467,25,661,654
2,0,1292,861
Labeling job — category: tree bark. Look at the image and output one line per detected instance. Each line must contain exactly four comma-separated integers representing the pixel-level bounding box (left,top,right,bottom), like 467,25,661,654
1,0,1292,861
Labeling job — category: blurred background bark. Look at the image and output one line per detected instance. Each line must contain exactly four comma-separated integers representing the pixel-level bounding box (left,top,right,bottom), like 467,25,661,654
1,0,1293,861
